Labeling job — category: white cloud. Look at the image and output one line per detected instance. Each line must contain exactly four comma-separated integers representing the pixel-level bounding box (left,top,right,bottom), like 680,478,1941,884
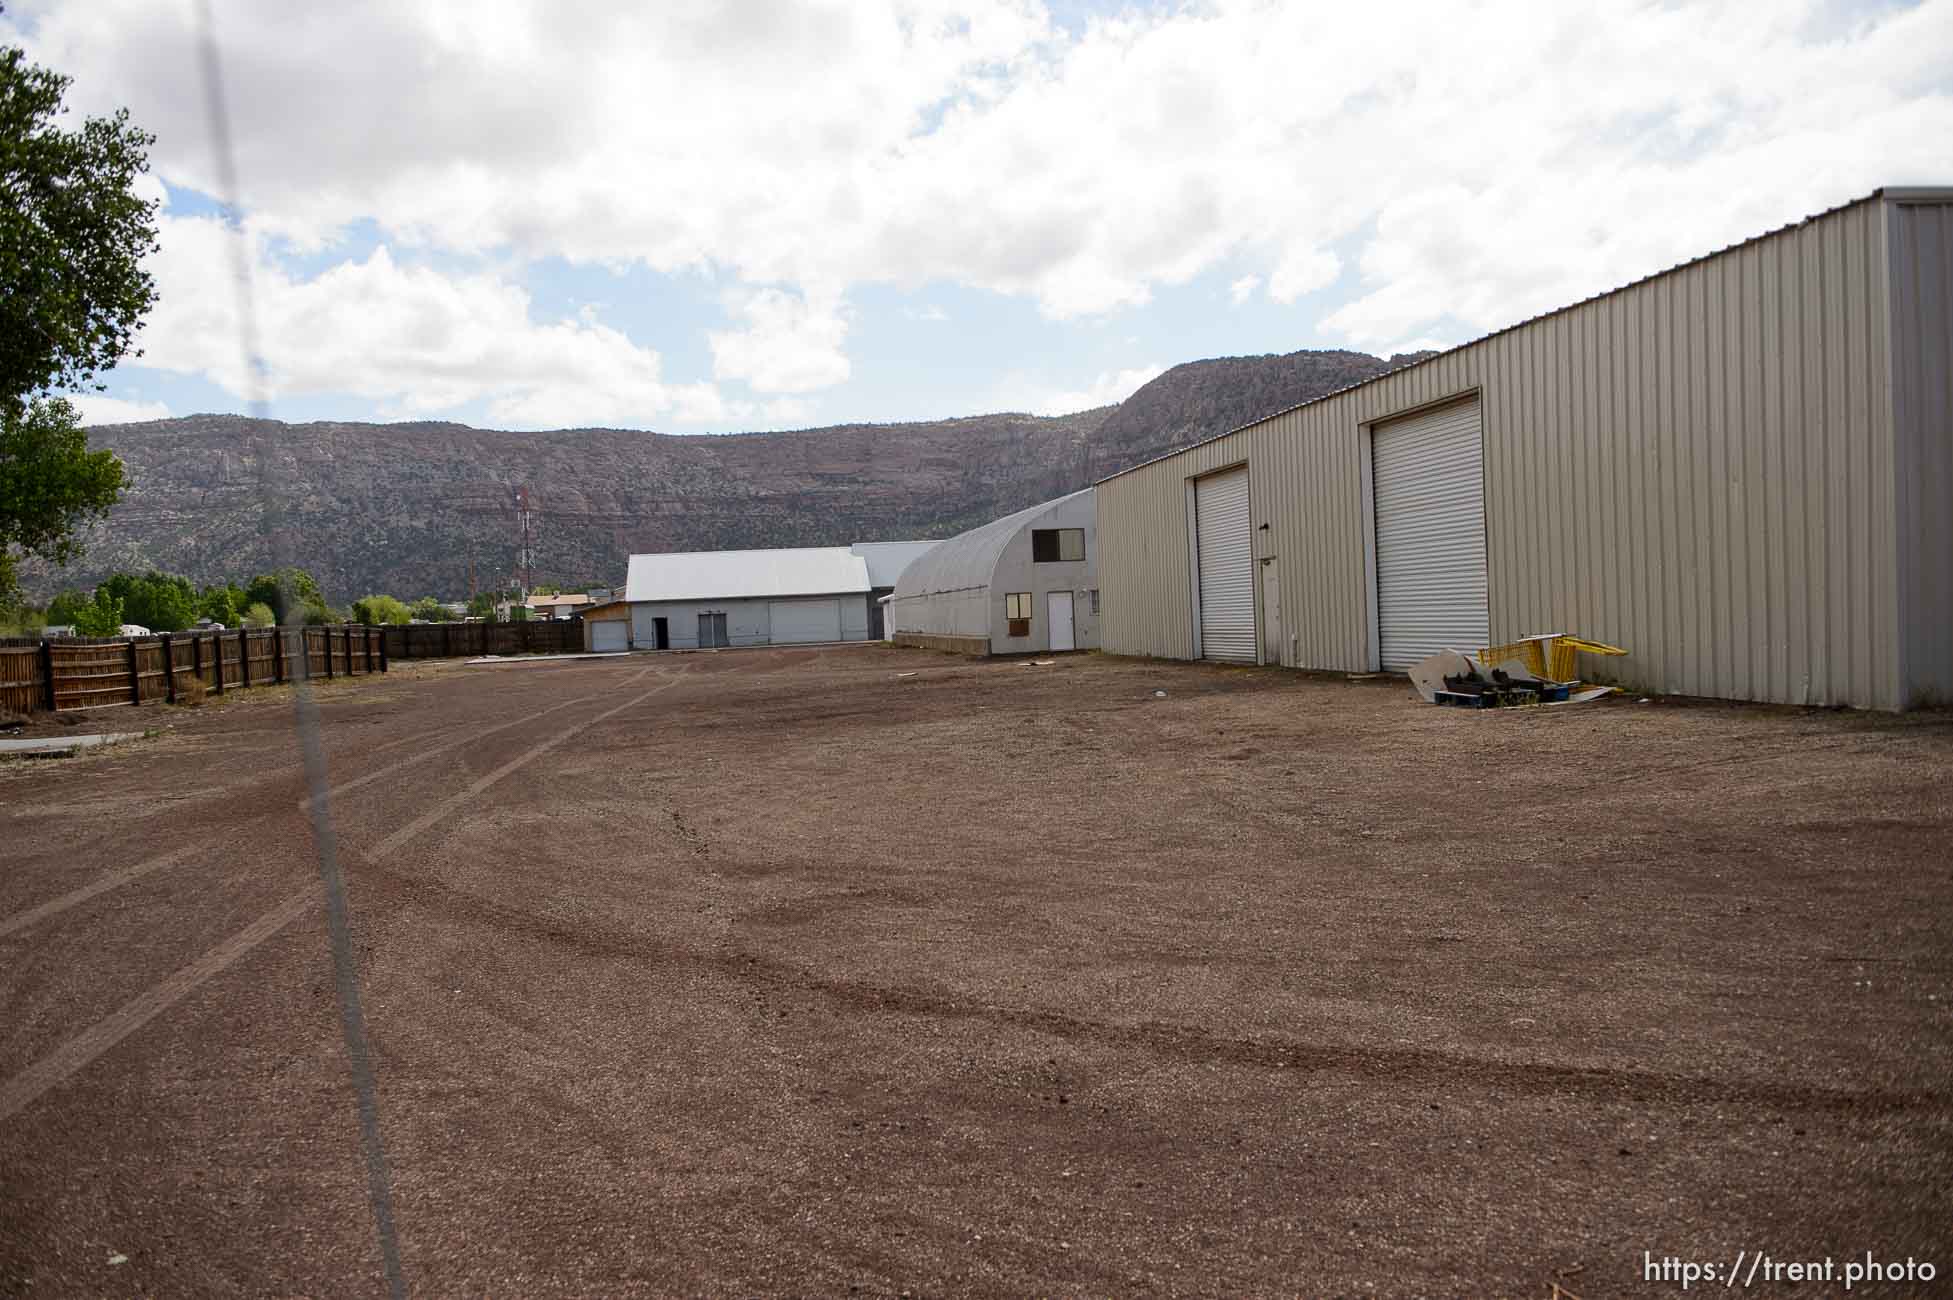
1016,363,1165,416
68,394,172,426
137,215,726,429
1228,275,1260,306
708,287,852,395
9,0,1951,390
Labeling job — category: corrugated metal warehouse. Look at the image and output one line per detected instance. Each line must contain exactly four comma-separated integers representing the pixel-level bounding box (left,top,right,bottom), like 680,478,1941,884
1096,187,1952,710
889,489,1100,655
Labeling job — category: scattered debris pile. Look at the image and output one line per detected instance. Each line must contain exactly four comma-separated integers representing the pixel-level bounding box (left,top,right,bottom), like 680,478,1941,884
1407,635,1627,710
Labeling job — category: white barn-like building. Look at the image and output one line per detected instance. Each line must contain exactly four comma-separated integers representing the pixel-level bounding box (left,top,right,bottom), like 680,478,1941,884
617,541,937,651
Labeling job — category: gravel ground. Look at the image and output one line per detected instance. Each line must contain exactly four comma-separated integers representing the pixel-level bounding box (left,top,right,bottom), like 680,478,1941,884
1,645,1949,1297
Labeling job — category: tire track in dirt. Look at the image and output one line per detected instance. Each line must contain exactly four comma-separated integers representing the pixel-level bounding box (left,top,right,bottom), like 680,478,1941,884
354,861,1941,1120
0,848,198,941
0,677,633,940
361,666,676,858
0,665,681,1123
0,891,312,1121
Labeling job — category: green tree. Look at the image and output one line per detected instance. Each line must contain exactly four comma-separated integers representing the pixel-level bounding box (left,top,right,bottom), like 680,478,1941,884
240,601,275,629
1,41,159,399
466,592,499,621
198,582,244,626
0,397,125,603
350,594,409,625
409,596,447,623
1,37,158,603
100,570,195,631
245,567,325,625
70,587,122,636
44,587,90,626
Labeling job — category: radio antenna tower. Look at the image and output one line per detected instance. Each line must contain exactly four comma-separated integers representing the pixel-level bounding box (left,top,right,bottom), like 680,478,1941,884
512,484,537,597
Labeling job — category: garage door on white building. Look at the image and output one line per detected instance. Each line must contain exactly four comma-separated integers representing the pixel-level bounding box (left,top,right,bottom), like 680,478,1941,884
1371,398,1489,670
1194,466,1255,663
590,620,627,652
768,598,843,644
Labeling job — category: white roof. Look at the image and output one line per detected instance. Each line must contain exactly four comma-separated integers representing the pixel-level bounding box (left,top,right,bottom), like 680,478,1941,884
849,540,939,587
625,546,871,603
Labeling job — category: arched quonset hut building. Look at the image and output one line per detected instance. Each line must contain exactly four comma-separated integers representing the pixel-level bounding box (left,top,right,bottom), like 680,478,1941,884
889,489,1098,656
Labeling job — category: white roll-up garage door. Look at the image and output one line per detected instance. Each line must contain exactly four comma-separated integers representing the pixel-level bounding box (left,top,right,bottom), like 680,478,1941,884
1195,466,1255,663
590,621,627,652
768,598,843,644
1372,398,1489,670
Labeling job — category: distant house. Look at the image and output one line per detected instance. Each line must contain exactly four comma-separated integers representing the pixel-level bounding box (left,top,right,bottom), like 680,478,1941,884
527,592,593,621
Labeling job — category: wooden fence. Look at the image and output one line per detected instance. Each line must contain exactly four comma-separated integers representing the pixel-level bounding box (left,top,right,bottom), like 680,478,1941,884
383,620,582,660
0,626,385,716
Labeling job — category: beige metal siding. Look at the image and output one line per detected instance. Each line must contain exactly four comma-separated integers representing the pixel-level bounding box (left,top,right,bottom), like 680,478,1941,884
1099,194,1903,707
1890,198,1953,706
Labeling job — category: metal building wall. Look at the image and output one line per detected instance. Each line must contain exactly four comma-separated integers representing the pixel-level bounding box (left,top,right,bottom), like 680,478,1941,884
1889,196,1953,707
1099,194,1907,708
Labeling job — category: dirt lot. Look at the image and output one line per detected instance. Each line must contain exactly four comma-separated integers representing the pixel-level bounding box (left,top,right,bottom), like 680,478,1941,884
2,645,1949,1297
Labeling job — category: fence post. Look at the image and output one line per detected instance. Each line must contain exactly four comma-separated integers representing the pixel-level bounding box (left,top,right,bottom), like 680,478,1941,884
191,632,203,687
273,625,285,682
39,639,56,712
126,638,141,705
238,630,251,688
326,627,335,679
379,627,388,673
212,633,225,694
161,633,175,703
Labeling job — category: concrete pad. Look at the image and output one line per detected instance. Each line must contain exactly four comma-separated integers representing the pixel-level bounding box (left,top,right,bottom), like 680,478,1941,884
0,732,146,758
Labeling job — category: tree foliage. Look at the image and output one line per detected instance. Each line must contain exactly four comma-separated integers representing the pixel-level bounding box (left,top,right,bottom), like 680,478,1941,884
198,581,245,626
409,595,447,623
240,601,275,629
0,396,125,602
44,587,89,625
1,43,160,400
70,587,122,636
350,593,410,625
245,567,325,625
100,569,195,631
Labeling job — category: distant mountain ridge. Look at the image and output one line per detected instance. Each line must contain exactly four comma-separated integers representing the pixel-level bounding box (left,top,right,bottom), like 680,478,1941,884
36,346,1432,601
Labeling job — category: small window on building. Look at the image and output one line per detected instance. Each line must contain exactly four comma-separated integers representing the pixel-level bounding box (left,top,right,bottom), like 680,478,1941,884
1005,592,1032,619
1090,589,1100,615
1031,528,1086,562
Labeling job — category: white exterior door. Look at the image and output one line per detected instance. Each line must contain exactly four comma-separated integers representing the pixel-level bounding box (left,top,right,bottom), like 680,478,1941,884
1047,590,1075,651
1194,466,1255,662
768,598,843,644
1372,398,1489,670
1260,558,1283,666
590,621,627,652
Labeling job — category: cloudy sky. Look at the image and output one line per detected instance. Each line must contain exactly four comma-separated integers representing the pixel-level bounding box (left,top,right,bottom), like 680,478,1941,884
10,0,1950,433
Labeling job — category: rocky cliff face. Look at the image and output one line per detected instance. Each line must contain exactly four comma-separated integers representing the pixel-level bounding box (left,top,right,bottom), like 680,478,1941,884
42,346,1425,600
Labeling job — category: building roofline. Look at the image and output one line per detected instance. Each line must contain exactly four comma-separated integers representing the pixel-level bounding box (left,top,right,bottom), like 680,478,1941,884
1095,186,1935,487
